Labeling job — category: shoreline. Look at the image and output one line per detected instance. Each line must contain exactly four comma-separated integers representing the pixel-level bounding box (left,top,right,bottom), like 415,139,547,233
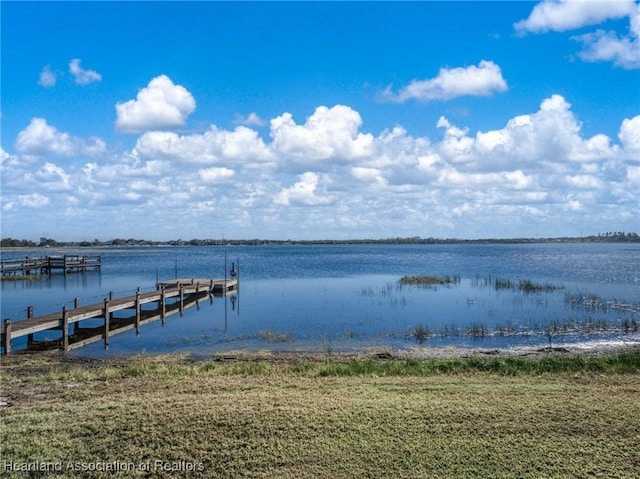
3,337,638,366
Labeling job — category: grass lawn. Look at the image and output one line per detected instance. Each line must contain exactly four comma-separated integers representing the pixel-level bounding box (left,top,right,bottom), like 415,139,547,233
1,350,639,478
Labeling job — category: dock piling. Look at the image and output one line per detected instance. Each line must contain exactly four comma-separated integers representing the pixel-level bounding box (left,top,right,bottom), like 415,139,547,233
27,307,34,345
135,289,141,335
3,320,11,354
179,285,185,315
104,298,110,349
161,287,166,325
62,307,69,351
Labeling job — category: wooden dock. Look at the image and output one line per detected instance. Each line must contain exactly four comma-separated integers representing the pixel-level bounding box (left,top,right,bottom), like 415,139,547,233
1,278,238,355
1,255,101,276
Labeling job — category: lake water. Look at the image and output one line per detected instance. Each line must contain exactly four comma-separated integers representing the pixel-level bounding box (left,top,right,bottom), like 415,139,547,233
1,243,639,356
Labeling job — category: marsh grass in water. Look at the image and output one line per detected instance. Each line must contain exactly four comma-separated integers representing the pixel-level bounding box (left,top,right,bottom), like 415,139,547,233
494,277,562,293
399,275,459,285
406,316,640,344
565,292,640,314
256,330,295,343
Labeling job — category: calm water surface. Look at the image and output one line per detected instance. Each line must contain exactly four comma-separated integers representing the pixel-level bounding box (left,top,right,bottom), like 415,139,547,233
1,243,639,356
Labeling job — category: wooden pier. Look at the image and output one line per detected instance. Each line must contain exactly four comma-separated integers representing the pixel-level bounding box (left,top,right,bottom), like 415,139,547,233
1,255,101,276
1,278,238,355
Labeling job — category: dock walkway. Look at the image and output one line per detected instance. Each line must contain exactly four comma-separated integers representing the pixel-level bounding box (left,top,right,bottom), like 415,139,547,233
1,255,101,276
1,278,238,354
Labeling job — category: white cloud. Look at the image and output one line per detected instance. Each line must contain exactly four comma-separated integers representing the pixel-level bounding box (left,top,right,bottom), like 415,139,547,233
234,112,266,127
198,167,235,183
0,146,9,166
38,66,57,87
274,172,335,206
4,98,638,240
270,105,374,164
30,162,72,191
573,4,640,68
435,94,623,169
516,0,639,69
514,0,636,33
15,118,106,158
382,60,507,103
69,58,102,85
16,118,74,156
351,167,387,186
115,75,196,133
618,115,640,157
134,126,272,165
17,193,50,209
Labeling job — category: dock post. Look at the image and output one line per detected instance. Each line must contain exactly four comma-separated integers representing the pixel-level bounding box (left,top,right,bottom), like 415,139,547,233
3,319,11,355
103,298,110,348
135,288,141,335
27,306,34,345
62,307,69,352
160,287,166,325
179,285,185,315
73,298,80,333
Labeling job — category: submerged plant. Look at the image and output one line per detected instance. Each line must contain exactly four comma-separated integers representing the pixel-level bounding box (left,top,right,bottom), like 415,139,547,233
256,330,295,343
406,324,432,343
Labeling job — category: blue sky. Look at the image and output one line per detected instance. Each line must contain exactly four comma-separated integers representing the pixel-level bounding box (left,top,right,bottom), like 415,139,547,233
1,1,639,241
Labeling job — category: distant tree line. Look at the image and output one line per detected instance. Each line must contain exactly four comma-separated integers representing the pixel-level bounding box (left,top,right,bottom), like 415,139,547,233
1,232,639,249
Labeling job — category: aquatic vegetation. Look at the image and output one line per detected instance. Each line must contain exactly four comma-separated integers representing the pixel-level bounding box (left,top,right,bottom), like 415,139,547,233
407,324,432,343
256,330,295,343
466,322,489,338
494,277,562,293
621,318,639,334
399,275,457,285
402,313,639,345
565,292,640,314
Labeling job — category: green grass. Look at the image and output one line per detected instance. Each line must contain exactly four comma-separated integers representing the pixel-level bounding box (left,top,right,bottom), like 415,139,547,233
1,350,639,478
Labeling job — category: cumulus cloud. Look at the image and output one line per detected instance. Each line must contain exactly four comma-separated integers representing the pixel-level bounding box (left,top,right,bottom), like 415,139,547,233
198,167,235,183
434,94,625,169
574,4,640,68
234,112,266,127
134,125,272,165
38,66,57,87
27,163,72,192
11,193,50,209
15,118,106,158
115,75,196,133
69,59,102,85
273,172,335,206
381,60,507,103
4,98,638,239
619,115,640,157
270,105,374,164
516,0,639,69
514,0,636,33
